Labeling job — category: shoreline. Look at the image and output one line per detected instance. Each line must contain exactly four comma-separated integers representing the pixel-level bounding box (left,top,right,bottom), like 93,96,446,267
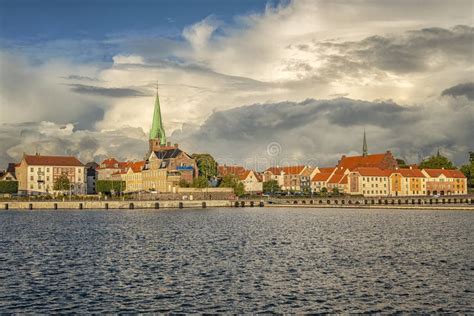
1,199,473,211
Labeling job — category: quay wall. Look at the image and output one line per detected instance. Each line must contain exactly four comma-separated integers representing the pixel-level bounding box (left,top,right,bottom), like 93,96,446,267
2,195,473,210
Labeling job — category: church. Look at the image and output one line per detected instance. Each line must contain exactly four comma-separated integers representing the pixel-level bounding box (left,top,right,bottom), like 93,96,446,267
140,87,198,189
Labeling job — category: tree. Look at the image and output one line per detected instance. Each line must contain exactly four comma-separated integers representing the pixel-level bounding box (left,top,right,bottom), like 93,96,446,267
54,174,70,191
192,153,218,179
460,161,474,189
396,158,408,168
0,181,18,194
219,174,245,197
192,176,209,188
419,154,454,169
320,187,328,196
263,180,280,194
332,187,340,195
96,180,126,194
179,179,190,188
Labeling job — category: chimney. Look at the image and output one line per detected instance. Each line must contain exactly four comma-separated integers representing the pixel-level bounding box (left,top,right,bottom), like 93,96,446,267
174,143,178,148
167,142,171,147
409,166,412,170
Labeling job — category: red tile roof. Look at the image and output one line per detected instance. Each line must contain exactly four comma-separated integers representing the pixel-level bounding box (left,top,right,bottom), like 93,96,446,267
319,167,336,173
340,174,348,184
328,173,345,184
237,170,252,181
129,161,145,173
265,166,306,175
423,169,466,178
97,158,120,169
265,167,284,175
23,154,83,167
312,172,333,182
392,168,425,178
218,165,247,177
282,165,306,175
352,167,392,177
337,153,388,170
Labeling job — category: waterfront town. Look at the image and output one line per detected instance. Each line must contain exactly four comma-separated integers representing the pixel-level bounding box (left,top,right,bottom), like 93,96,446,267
0,91,471,199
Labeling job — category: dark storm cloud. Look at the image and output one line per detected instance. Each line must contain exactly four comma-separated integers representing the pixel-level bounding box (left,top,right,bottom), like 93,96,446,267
69,84,151,98
305,25,474,76
442,82,474,100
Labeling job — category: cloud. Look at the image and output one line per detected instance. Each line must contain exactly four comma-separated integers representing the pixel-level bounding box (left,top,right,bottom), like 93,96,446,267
0,121,149,166
171,97,474,168
441,82,474,100
69,83,151,97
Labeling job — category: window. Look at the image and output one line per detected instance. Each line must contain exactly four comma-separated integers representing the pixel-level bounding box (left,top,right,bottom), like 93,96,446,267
47,176,50,181
30,176,34,180
30,167,34,172
47,168,50,172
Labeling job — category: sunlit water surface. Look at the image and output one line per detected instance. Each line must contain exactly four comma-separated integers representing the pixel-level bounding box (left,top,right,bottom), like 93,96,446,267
0,208,472,313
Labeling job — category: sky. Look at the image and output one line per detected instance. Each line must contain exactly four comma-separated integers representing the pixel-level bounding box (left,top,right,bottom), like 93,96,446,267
0,0,473,170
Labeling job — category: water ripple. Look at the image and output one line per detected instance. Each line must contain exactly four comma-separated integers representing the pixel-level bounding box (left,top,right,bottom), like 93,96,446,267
0,208,472,313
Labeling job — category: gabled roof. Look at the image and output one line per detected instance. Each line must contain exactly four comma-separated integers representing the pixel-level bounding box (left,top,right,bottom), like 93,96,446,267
265,166,306,175
218,165,247,177
352,167,392,177
392,168,425,178
237,170,252,181
300,166,316,177
282,165,306,175
423,168,466,178
340,174,348,184
337,153,391,170
23,154,83,167
319,167,336,173
97,158,120,169
328,173,345,184
129,161,145,173
265,167,284,175
312,172,333,182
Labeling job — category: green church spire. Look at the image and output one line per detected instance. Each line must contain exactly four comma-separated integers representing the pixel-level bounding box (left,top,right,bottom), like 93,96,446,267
149,85,166,146
362,129,368,157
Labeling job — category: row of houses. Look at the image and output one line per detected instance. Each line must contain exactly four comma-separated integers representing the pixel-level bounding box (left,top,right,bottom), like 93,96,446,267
217,150,467,197
1,149,468,197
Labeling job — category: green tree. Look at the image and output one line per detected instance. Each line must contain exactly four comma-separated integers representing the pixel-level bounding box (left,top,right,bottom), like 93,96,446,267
219,174,245,197
419,154,454,169
179,179,190,188
96,180,126,194
53,174,70,191
0,181,18,194
332,187,340,195
320,187,328,196
396,158,408,168
263,180,280,194
192,176,209,188
192,153,218,179
460,161,474,189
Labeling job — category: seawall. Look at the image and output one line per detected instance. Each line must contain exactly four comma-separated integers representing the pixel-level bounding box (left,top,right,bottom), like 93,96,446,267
2,195,473,210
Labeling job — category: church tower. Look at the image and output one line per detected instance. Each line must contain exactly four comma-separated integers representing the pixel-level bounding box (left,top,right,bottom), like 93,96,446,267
148,85,167,155
362,129,368,157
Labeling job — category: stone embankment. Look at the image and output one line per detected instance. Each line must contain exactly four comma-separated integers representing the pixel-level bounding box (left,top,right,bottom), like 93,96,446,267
2,195,473,210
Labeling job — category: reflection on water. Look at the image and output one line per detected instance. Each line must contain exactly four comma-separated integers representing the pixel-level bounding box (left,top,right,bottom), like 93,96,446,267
0,208,472,313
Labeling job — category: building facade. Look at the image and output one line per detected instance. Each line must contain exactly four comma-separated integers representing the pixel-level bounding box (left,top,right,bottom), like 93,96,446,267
15,154,85,194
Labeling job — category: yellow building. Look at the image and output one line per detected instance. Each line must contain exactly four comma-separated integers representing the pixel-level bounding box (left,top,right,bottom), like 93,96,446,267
348,167,392,197
390,168,427,196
